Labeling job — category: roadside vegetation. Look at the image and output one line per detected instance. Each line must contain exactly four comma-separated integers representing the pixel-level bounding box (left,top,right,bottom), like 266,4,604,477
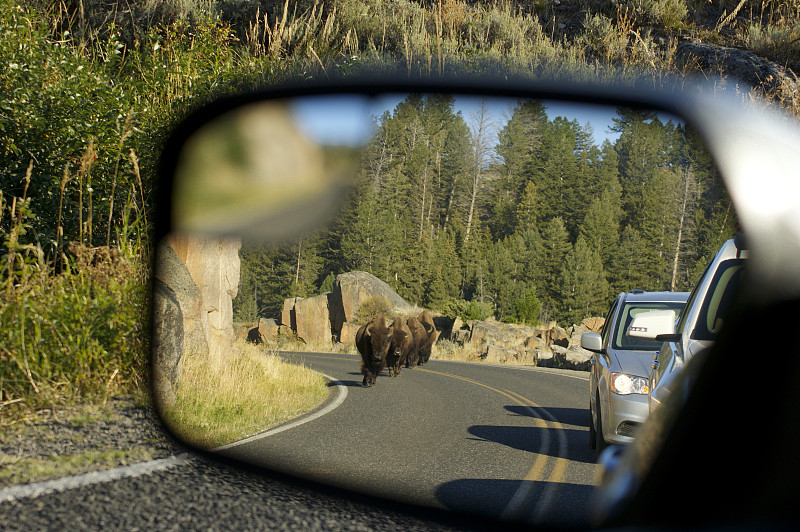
162,340,329,449
1,0,798,425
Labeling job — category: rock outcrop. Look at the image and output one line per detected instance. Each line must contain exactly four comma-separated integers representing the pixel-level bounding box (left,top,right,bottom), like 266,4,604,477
167,234,241,368
151,235,242,408
278,271,415,344
328,271,414,336
442,316,604,371
676,41,799,105
264,269,601,371
151,241,207,409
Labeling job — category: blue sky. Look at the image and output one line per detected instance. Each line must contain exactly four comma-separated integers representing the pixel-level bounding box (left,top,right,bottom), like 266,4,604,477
289,94,625,149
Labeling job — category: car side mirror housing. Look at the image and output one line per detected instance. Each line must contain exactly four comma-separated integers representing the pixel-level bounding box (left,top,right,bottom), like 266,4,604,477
627,310,677,340
581,332,604,353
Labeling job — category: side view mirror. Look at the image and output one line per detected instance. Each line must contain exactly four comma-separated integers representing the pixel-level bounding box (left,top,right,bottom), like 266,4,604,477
581,332,604,353
627,309,677,341
150,73,800,529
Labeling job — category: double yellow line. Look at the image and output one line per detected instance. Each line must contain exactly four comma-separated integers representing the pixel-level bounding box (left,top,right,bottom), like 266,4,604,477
418,367,569,521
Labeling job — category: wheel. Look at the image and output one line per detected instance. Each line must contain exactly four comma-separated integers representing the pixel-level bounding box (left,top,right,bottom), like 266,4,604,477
594,395,607,461
589,401,597,449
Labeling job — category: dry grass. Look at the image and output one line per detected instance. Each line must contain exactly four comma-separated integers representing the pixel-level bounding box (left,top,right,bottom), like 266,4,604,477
429,339,484,362
163,339,329,449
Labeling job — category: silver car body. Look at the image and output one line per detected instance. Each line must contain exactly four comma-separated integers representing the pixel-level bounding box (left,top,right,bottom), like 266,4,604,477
630,237,747,412
583,291,690,453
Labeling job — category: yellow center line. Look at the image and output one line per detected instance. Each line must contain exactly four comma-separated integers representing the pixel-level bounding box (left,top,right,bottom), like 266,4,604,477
418,367,567,485
503,388,569,486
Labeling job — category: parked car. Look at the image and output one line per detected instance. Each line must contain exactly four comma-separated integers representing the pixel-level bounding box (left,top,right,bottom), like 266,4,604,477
626,236,747,412
582,290,690,458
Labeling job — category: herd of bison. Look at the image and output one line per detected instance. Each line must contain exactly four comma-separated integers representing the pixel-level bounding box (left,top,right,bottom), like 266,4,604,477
355,310,439,387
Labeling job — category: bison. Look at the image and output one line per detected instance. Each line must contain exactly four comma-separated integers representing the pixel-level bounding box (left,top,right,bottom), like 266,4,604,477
405,316,427,368
417,310,439,366
355,314,392,387
386,316,413,377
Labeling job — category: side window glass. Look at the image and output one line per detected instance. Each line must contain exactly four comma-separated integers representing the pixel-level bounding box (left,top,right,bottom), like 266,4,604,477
692,259,745,341
601,299,618,348
676,259,712,334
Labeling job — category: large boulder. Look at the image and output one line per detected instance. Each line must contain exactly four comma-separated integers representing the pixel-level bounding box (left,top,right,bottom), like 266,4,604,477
151,241,209,409
294,293,333,344
167,234,241,369
338,321,359,345
466,320,543,348
247,318,279,344
281,297,302,329
329,271,414,337
676,42,800,103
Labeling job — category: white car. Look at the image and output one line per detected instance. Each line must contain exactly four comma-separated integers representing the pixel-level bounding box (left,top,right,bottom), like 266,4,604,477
627,236,747,412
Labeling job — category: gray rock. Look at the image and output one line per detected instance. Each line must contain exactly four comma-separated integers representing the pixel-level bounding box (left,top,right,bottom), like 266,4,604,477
329,271,413,337
151,242,208,409
294,293,333,344
676,41,800,101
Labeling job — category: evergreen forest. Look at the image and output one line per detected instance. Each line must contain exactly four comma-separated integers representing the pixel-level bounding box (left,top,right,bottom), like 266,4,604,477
235,94,737,327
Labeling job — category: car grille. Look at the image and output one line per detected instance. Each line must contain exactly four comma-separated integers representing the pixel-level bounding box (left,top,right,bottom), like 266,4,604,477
616,421,641,437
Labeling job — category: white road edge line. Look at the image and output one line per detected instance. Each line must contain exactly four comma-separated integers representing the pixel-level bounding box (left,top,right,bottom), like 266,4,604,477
0,453,192,504
211,373,348,452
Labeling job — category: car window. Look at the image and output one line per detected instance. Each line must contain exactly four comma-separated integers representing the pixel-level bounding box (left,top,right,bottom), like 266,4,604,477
675,259,713,335
692,259,745,341
601,298,620,349
614,302,687,351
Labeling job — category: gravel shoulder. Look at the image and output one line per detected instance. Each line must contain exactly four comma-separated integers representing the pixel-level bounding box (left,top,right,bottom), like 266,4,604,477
0,396,184,488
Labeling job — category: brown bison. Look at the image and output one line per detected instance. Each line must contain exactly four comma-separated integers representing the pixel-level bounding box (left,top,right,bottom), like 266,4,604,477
405,316,427,368
417,310,439,366
355,314,392,387
386,316,413,377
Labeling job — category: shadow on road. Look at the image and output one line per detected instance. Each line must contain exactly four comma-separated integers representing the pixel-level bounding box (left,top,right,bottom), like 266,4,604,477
435,478,596,527
328,377,364,388
504,405,591,428
468,424,595,465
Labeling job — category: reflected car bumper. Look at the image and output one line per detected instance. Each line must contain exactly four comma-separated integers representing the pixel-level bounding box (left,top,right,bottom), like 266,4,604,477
604,393,649,445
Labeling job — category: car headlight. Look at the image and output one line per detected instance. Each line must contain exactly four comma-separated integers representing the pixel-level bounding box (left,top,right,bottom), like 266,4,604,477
611,373,649,395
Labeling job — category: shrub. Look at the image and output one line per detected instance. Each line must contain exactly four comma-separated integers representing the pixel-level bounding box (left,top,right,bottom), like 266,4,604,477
355,295,393,323
442,298,493,321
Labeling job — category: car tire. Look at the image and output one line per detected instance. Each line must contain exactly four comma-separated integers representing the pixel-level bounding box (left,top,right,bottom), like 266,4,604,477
589,402,597,449
595,394,607,461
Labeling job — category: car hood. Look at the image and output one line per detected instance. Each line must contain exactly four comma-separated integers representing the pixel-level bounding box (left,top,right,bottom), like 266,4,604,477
611,350,657,378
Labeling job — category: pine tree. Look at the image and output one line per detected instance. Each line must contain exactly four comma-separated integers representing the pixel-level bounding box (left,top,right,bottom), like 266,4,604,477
556,236,610,324
537,216,572,316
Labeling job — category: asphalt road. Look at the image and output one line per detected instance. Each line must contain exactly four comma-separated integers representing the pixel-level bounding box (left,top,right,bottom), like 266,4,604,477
0,355,598,530
219,353,598,528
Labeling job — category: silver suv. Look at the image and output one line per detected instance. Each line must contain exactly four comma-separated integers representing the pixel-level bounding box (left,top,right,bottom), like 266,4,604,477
582,290,690,459
628,236,747,412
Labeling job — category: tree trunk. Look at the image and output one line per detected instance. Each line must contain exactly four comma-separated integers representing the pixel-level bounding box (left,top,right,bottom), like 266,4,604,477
670,169,692,291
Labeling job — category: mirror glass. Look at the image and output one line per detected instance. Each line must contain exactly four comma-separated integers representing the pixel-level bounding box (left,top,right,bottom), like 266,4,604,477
152,92,733,527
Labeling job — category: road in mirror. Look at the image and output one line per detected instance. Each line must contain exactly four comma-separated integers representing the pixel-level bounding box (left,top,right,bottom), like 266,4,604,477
153,93,733,527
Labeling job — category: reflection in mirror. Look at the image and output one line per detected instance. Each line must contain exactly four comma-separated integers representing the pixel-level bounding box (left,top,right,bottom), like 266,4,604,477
153,93,735,527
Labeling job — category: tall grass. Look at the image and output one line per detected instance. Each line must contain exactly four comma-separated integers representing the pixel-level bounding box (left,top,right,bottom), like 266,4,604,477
163,340,329,449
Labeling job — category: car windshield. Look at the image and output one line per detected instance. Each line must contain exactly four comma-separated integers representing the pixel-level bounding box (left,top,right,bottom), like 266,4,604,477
614,301,687,351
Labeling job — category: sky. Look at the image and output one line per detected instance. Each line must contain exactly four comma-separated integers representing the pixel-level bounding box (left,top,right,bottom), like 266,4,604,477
289,94,625,149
